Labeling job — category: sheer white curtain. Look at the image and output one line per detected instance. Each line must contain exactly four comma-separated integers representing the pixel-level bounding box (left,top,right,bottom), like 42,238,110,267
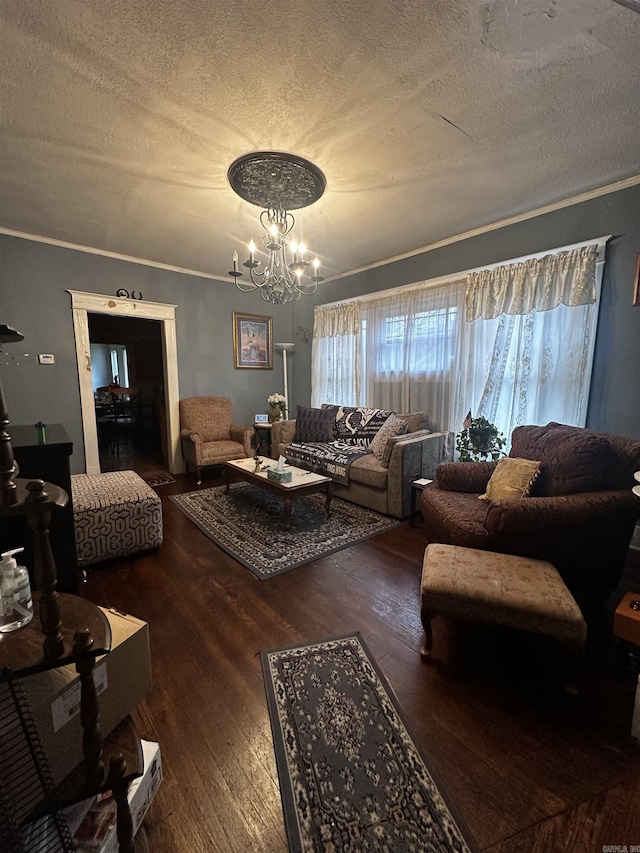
461,245,602,437
361,281,466,431
311,240,604,440
311,301,361,407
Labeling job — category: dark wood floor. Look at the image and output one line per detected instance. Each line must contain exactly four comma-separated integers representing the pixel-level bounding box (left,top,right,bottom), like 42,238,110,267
81,465,640,852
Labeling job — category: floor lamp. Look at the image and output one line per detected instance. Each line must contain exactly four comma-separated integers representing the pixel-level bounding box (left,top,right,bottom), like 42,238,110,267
275,343,294,419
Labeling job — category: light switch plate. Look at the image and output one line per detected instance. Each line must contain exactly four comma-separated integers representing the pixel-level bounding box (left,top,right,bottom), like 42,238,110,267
38,353,55,364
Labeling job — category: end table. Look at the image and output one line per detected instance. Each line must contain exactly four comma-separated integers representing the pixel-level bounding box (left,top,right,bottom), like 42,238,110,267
254,422,273,457
410,478,433,527
614,591,640,740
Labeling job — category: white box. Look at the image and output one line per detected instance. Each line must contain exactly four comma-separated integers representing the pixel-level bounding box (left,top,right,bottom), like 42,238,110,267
73,740,162,852
22,607,152,786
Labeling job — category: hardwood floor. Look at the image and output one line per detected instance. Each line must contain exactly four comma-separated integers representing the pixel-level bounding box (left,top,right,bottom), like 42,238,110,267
81,471,640,852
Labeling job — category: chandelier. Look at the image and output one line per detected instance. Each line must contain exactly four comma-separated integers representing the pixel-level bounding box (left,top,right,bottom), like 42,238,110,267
228,151,326,305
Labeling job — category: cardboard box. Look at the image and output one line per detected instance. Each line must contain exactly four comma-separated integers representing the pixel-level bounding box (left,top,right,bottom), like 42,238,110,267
72,740,162,853
22,607,151,786
614,591,640,646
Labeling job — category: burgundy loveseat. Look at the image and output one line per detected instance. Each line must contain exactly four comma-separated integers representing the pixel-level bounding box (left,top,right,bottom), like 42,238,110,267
419,423,640,608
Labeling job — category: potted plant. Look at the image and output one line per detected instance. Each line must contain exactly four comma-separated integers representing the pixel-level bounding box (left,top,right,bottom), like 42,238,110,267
455,415,506,462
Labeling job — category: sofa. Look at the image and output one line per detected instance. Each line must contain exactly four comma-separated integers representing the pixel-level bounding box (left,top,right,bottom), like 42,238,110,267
271,404,451,519
419,422,640,608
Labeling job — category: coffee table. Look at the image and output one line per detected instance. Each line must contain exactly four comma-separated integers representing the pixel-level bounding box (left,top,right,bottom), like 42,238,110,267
224,458,333,525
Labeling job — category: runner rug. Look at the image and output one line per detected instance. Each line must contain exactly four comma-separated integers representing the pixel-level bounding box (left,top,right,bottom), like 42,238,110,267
170,484,401,579
261,633,477,853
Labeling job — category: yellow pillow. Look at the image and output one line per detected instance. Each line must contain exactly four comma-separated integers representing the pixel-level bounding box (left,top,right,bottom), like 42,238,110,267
479,457,541,502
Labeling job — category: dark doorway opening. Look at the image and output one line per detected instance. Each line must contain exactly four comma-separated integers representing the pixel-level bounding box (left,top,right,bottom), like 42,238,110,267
88,313,167,475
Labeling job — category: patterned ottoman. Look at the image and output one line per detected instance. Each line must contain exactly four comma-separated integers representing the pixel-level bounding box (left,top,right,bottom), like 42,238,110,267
420,544,587,676
71,471,163,566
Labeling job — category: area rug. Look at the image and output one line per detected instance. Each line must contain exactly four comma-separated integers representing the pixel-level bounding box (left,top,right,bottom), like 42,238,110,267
143,472,176,487
262,633,477,853
170,483,401,579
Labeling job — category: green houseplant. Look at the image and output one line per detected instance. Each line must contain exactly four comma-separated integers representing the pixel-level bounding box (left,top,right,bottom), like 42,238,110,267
455,415,506,462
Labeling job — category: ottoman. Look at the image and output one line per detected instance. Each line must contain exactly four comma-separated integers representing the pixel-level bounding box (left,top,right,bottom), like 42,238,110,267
71,471,163,567
420,544,587,681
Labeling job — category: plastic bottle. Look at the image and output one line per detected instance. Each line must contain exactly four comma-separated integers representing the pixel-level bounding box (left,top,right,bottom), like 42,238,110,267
0,547,34,632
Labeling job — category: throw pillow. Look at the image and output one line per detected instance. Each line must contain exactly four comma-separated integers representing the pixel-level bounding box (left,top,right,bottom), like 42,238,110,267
479,457,541,502
294,405,334,443
369,414,409,466
333,406,393,445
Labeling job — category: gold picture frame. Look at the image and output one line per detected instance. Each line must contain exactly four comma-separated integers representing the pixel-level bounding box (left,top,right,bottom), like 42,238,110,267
634,254,640,307
232,312,273,369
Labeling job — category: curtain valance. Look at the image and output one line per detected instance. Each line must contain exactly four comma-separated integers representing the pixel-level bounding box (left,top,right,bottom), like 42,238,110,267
313,301,361,338
465,243,598,321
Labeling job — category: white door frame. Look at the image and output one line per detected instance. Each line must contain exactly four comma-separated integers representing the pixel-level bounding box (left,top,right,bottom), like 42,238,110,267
68,290,183,475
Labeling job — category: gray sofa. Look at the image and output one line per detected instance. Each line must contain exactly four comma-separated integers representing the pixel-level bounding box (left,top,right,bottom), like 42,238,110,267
271,406,451,519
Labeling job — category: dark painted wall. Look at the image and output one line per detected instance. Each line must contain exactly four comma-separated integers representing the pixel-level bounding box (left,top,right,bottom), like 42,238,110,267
0,237,294,472
293,184,640,441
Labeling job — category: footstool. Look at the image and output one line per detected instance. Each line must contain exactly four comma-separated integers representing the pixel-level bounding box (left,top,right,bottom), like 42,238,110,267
420,544,587,684
71,471,163,567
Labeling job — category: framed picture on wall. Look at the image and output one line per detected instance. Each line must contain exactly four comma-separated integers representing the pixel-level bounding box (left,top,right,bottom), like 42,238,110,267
634,254,640,307
232,312,273,369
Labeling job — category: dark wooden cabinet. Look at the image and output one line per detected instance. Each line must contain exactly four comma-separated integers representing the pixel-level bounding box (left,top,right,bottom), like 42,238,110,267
0,424,78,593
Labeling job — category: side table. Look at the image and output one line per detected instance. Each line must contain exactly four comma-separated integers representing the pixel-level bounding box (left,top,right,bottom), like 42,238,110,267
614,591,640,740
410,478,433,527
254,422,273,457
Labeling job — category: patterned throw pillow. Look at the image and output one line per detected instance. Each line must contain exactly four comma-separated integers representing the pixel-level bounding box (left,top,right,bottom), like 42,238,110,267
332,407,394,446
479,457,541,502
294,405,335,443
368,415,409,466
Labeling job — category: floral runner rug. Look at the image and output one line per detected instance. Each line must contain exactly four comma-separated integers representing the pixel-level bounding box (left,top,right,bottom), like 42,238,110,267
261,633,478,853
170,484,401,579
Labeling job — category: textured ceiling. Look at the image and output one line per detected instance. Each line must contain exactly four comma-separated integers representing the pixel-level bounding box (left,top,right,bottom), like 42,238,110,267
1,0,639,282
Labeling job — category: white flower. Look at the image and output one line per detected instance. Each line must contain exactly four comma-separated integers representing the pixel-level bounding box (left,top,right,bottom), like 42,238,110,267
267,393,286,406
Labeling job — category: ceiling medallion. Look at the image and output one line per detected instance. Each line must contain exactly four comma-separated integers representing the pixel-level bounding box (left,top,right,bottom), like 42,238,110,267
228,151,326,306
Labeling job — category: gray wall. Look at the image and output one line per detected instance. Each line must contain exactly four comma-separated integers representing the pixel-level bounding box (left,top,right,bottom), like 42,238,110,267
2,182,638,479
293,184,640,441
0,237,294,472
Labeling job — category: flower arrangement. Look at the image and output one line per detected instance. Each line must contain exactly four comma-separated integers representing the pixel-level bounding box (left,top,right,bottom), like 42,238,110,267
455,414,506,462
267,392,286,421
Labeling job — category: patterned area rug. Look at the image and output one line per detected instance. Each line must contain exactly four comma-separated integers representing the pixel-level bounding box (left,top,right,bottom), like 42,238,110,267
143,472,176,487
170,484,401,579
262,634,477,853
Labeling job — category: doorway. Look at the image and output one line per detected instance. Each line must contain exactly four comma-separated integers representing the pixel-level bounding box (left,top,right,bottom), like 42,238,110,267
69,290,182,475
89,313,165,474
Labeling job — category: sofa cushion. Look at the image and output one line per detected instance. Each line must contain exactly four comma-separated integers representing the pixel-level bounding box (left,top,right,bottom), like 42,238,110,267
348,453,389,490
479,457,541,502
420,487,490,550
510,424,610,496
332,406,393,445
369,414,408,465
294,405,334,443
398,412,426,433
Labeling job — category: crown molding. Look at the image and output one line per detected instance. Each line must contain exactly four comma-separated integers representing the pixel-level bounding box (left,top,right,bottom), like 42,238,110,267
1,174,639,283
322,174,640,283
0,228,229,282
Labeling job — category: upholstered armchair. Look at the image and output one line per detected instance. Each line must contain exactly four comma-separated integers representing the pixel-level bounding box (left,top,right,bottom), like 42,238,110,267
179,397,253,485
419,423,640,609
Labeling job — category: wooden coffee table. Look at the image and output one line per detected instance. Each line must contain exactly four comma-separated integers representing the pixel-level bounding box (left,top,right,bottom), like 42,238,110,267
224,458,333,525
